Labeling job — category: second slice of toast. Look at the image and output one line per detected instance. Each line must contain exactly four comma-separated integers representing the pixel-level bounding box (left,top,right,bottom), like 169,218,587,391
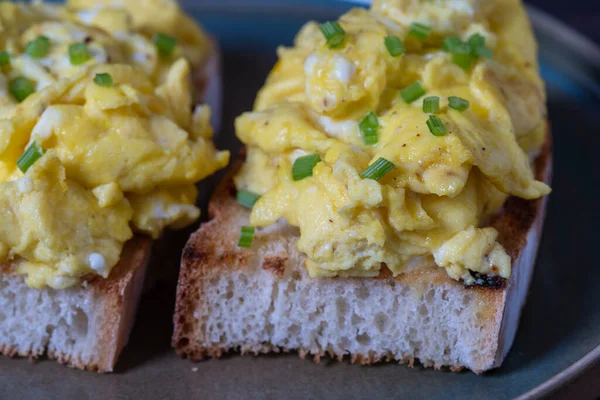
0,39,223,373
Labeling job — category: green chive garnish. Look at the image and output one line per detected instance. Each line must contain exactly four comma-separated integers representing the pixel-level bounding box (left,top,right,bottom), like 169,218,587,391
448,96,470,112
422,96,440,114
153,33,177,57
467,33,493,59
474,45,493,59
17,142,46,173
0,51,10,66
238,226,255,248
427,115,447,136
9,77,35,102
237,189,261,209
451,44,473,70
319,21,345,49
94,73,113,87
442,36,462,52
384,35,405,57
400,81,426,103
69,42,90,65
360,157,395,180
359,112,379,145
25,36,51,58
467,33,485,50
408,22,431,40
292,153,321,181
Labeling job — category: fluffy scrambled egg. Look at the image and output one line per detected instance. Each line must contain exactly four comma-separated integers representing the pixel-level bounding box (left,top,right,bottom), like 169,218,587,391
0,0,210,113
234,0,550,284
0,1,228,289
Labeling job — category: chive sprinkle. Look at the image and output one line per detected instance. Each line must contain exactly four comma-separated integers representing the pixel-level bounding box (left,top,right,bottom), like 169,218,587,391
238,226,255,248
448,96,470,112
319,21,345,49
359,157,395,180
292,153,321,181
442,36,462,53
359,112,379,145
236,189,261,209
384,35,405,57
467,33,485,50
0,51,10,66
467,33,493,59
422,96,440,114
408,22,431,40
427,115,447,136
93,72,113,87
474,45,493,59
153,33,177,57
17,142,46,173
400,81,426,103
69,42,90,65
25,36,51,58
9,77,35,102
451,44,473,70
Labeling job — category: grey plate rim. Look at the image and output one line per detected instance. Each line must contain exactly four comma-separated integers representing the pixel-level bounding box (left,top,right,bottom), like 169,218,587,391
518,344,600,399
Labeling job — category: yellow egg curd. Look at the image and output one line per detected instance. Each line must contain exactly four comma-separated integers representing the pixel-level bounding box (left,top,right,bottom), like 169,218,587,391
0,1,228,289
234,0,550,284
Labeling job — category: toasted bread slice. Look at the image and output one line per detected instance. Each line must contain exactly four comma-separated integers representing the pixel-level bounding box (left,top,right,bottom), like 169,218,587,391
173,129,552,373
0,42,223,373
0,236,151,372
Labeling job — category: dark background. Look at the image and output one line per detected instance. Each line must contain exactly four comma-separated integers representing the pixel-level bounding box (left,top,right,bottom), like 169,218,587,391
528,0,600,43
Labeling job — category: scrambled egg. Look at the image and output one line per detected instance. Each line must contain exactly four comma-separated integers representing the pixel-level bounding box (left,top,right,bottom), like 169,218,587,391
235,0,550,284
0,2,228,289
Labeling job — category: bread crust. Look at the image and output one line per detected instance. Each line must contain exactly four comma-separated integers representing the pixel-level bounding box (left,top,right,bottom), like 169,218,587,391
0,40,222,373
173,128,552,373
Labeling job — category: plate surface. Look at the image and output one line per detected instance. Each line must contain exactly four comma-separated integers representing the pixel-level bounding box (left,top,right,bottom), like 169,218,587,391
1,2,600,399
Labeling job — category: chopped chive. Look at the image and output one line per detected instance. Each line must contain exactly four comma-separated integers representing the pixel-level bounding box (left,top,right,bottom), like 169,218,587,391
0,51,10,66
69,42,90,65
442,36,462,52
427,115,447,136
238,226,255,248
400,81,426,103
153,33,177,57
475,45,493,59
360,157,395,180
236,189,261,209
467,33,493,59
17,142,46,173
9,77,35,102
359,112,379,145
25,36,50,58
467,33,485,50
448,96,470,112
384,35,405,57
93,72,113,87
451,44,473,70
292,153,320,181
408,22,431,40
319,21,345,49
422,96,440,114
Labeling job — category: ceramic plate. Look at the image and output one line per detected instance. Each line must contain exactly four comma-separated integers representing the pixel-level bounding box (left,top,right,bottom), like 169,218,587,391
1,1,599,399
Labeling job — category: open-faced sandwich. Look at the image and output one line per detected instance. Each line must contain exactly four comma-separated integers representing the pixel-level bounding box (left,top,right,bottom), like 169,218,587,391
173,0,551,373
0,0,228,372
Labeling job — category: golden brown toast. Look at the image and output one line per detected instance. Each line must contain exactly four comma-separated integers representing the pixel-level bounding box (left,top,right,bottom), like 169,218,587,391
173,130,551,373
